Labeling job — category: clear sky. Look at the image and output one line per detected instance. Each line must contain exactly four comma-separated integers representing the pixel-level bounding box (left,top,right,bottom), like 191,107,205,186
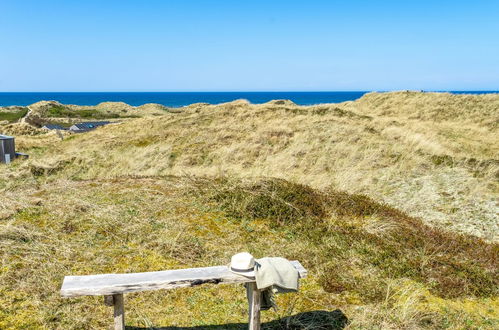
1,0,498,91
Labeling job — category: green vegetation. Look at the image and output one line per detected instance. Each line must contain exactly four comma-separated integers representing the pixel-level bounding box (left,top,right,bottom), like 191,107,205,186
0,107,28,123
205,178,328,224
201,178,497,301
46,105,120,119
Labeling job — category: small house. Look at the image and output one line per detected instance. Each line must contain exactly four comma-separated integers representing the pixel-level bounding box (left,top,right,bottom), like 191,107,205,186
69,121,111,132
42,124,66,130
0,135,16,164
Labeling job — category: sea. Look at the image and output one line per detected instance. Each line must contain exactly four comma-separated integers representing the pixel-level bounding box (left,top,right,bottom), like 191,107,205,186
0,91,497,108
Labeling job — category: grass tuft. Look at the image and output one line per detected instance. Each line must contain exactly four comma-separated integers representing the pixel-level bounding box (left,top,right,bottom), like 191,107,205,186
196,178,327,225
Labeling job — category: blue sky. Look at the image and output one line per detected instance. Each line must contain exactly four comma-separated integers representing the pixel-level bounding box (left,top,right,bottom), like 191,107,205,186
1,0,498,91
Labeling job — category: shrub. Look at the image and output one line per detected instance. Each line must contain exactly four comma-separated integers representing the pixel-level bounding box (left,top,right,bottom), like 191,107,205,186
207,178,328,225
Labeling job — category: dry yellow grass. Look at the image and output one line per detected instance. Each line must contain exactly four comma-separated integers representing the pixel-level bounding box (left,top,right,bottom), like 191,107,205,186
345,91,499,126
1,91,498,329
13,91,498,240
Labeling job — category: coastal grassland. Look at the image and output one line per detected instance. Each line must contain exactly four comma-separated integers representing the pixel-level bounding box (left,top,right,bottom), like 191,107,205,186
20,92,499,241
0,107,28,123
344,91,499,127
0,176,497,329
1,91,498,329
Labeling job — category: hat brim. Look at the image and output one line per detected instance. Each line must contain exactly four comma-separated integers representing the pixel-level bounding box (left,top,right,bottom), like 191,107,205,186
229,267,255,278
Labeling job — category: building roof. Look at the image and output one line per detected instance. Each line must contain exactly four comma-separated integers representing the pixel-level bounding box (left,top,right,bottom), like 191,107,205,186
71,121,111,130
42,124,66,130
0,134,14,140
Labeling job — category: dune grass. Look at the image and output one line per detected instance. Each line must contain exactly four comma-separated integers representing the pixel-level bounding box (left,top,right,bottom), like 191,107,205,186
197,178,497,299
0,176,497,329
16,92,498,240
1,91,498,329
22,101,169,125
45,104,121,119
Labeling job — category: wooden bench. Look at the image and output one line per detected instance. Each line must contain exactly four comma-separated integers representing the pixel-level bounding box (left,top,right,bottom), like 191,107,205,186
60,260,307,330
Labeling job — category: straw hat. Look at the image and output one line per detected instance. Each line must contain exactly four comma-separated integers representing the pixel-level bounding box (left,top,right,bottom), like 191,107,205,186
229,252,256,277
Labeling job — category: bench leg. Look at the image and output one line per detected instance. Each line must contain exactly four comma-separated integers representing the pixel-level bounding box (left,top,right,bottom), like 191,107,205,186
113,294,125,330
105,294,125,330
246,283,261,330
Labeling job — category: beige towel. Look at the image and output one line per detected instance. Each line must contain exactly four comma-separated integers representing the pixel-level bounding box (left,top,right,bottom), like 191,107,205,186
253,257,299,310
255,257,299,291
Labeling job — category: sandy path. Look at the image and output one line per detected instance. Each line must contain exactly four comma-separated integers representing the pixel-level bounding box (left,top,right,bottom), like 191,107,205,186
19,106,33,123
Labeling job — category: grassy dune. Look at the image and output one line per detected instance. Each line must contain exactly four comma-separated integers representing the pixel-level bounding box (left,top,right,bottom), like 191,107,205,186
16,92,498,240
28,100,169,122
0,100,169,129
0,92,498,329
0,107,29,123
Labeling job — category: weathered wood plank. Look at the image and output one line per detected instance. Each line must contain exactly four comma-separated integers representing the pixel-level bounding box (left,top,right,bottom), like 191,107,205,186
61,260,306,297
113,294,125,330
247,283,261,330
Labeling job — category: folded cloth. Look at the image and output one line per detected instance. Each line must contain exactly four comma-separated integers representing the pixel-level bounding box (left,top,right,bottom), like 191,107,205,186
253,257,299,310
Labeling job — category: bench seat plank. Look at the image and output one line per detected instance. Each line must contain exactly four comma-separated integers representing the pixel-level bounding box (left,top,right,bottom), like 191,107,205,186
61,260,307,297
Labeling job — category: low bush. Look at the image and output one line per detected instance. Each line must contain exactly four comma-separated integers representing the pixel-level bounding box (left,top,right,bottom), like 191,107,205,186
201,178,328,225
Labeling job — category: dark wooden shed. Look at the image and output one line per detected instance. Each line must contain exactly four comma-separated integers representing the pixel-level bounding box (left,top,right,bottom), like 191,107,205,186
0,135,16,164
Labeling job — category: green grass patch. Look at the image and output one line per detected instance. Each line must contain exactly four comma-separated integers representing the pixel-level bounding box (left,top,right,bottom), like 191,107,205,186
0,108,28,122
196,178,327,225
46,105,120,119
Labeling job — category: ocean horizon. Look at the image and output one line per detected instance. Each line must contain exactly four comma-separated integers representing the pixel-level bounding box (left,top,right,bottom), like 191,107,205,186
0,91,497,107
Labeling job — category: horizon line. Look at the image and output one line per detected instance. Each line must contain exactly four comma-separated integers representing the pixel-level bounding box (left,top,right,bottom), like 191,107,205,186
1,90,499,93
